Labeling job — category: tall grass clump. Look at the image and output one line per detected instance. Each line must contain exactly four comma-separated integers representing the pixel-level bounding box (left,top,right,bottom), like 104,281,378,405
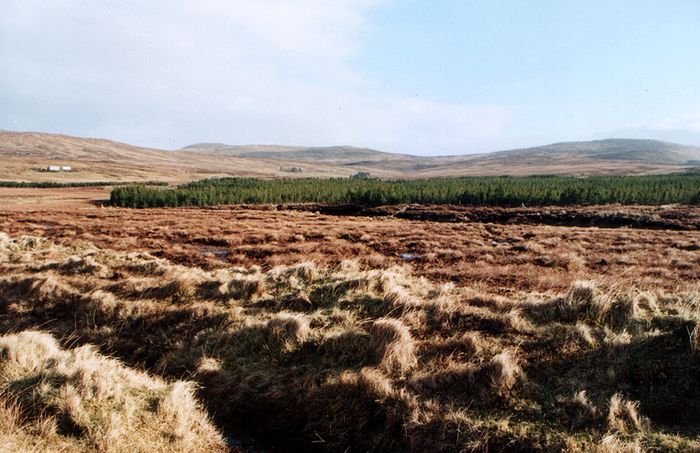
369,318,417,374
0,331,226,452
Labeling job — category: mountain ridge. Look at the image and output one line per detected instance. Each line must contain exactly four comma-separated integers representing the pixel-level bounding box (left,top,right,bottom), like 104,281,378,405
179,137,700,163
487,138,700,164
179,143,411,162
1,130,699,182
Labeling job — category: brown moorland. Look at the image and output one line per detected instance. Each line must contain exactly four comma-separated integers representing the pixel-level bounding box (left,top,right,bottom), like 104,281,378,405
1,191,699,451
1,197,697,293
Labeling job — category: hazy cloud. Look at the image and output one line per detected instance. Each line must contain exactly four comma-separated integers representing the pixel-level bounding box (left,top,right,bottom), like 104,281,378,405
0,0,511,154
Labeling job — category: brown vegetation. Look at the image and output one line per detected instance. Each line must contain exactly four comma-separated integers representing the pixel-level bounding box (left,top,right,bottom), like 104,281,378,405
369,318,417,374
1,202,697,295
0,202,699,451
0,330,226,453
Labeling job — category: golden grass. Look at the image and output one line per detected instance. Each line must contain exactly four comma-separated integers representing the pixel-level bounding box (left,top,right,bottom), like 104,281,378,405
0,331,226,453
368,318,417,375
607,393,649,434
596,435,643,453
1,226,699,452
484,350,523,395
267,312,311,347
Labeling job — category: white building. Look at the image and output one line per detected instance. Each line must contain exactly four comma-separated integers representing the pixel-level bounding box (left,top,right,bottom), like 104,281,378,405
61,166,72,171
47,165,60,172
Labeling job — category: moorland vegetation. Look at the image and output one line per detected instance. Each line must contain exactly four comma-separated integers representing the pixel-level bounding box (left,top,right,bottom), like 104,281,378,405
1,233,699,451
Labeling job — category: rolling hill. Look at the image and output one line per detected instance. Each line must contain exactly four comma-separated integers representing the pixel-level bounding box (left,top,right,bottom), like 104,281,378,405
179,143,413,164
506,138,700,164
0,131,367,182
357,139,700,176
1,130,699,182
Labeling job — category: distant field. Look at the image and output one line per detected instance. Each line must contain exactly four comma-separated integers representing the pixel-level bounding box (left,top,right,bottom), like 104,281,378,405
109,174,700,208
0,180,168,188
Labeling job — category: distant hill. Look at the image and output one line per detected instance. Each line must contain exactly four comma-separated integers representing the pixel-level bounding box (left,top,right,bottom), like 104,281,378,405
490,139,700,165
180,143,409,163
0,131,368,182
1,130,699,182
0,130,173,162
348,139,700,176
455,139,700,175
0,131,194,182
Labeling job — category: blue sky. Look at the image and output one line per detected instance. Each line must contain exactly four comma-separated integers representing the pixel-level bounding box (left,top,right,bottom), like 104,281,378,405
2,0,700,155
358,1,700,151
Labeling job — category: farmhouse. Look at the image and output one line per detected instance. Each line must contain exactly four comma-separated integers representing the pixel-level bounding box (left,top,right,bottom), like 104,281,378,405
43,165,73,172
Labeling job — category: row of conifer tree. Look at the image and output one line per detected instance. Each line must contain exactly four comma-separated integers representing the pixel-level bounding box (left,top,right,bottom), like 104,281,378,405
108,174,700,208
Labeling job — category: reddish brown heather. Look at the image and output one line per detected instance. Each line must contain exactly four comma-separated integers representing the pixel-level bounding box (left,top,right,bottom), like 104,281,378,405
0,200,699,452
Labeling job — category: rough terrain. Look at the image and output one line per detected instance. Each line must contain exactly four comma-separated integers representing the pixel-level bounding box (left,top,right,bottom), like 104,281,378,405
1,190,699,451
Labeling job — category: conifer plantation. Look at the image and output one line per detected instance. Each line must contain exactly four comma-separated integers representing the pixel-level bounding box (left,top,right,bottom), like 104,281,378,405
110,174,700,208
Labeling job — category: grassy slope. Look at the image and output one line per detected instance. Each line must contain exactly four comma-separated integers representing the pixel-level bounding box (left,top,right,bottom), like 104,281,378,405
1,233,699,451
2,130,699,182
0,131,369,182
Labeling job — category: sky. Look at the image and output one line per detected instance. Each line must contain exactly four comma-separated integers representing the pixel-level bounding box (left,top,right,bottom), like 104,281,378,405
2,0,700,155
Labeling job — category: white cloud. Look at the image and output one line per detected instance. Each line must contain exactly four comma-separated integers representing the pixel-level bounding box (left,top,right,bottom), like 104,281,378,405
0,0,511,154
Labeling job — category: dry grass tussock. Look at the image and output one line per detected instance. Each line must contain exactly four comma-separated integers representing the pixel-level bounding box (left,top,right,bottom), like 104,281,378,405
220,274,266,300
559,280,612,321
607,393,649,434
1,232,699,452
368,318,417,374
572,322,597,346
267,312,310,346
596,435,643,453
572,390,598,418
484,350,523,395
555,280,651,327
0,330,226,453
